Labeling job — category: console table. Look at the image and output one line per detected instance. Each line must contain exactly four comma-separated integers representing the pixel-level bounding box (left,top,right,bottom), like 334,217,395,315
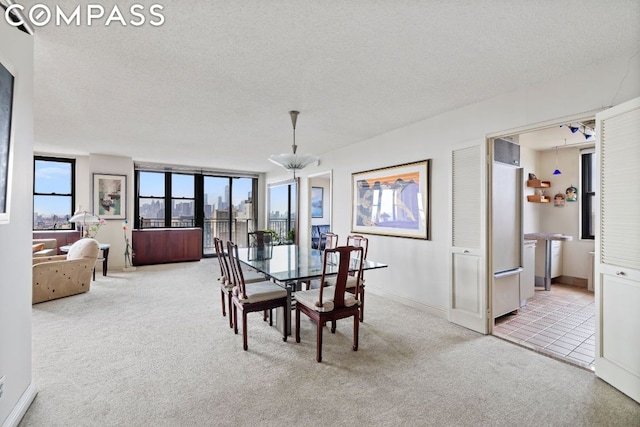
60,243,110,280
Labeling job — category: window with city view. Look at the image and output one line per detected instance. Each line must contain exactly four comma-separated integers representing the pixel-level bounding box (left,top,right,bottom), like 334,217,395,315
135,168,257,254
33,157,75,230
267,179,297,243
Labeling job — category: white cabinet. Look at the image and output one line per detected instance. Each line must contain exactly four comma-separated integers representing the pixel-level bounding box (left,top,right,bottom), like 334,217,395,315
493,273,520,318
535,240,562,286
521,240,536,305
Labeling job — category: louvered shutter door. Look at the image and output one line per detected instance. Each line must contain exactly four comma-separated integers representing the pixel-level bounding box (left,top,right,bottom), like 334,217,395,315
453,145,481,249
600,108,640,270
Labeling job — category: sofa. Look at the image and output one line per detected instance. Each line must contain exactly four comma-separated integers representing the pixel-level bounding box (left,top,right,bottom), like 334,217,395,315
32,238,100,304
32,238,58,257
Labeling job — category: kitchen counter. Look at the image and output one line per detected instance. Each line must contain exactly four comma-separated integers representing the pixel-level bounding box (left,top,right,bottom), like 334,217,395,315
524,233,573,242
524,233,573,290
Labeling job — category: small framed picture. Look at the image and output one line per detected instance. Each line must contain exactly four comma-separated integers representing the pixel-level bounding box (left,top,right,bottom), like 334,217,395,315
93,173,126,219
311,187,323,218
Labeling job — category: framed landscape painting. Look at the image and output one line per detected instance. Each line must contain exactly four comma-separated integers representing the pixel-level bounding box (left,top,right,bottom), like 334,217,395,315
351,159,431,239
93,174,126,219
0,60,15,225
311,187,323,218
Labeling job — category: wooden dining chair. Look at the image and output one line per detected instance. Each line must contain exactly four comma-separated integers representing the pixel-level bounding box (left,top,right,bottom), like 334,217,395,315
321,232,339,251
324,234,369,322
305,232,339,290
295,245,364,362
248,230,274,248
227,241,288,351
214,237,266,328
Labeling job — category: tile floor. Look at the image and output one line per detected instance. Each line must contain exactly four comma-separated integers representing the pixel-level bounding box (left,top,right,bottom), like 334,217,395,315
493,283,595,370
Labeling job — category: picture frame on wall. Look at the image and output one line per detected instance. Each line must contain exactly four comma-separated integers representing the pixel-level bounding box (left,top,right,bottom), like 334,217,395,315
0,60,15,225
311,187,323,218
351,159,431,239
93,173,126,219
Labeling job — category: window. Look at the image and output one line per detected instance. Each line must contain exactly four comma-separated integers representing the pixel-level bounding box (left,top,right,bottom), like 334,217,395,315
33,156,75,230
171,173,195,227
138,171,165,228
135,168,258,255
267,179,297,243
581,149,595,240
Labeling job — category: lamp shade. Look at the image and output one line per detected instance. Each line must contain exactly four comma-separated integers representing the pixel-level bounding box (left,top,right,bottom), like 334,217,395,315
268,152,319,171
69,211,100,224
269,110,319,175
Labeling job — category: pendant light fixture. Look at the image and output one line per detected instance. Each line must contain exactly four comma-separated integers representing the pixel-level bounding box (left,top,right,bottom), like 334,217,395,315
552,139,564,175
268,110,319,178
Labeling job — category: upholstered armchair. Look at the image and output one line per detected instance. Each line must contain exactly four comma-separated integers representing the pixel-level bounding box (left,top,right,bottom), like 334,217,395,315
32,238,100,304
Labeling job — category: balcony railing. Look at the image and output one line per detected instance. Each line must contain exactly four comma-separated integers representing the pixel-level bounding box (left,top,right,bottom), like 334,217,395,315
138,218,292,255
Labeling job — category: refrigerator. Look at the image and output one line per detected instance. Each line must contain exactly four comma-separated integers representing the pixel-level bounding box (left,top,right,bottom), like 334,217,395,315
492,138,524,318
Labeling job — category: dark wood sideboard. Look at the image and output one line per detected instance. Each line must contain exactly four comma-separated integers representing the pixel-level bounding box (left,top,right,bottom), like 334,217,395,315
132,228,202,266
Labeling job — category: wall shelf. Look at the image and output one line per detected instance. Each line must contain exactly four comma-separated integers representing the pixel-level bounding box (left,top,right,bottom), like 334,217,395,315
526,179,550,188
527,195,550,203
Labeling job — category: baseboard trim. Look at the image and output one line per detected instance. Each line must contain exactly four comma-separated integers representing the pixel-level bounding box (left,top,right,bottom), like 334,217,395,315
2,382,37,427
367,287,448,319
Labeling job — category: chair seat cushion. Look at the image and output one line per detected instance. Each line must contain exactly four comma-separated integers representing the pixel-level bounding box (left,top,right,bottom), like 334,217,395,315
294,286,359,313
324,276,365,288
233,281,287,303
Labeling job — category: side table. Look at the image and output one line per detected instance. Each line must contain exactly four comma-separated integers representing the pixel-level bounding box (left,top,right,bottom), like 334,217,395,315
60,242,111,280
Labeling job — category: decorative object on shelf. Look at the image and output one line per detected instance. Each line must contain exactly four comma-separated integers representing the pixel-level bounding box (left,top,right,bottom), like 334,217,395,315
528,173,537,180
69,210,101,238
553,192,566,207
566,185,578,202
268,110,319,178
93,173,126,219
122,219,136,271
351,159,431,239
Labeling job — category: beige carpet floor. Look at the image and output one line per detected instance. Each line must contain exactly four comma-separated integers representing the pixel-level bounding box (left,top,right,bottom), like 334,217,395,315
20,258,640,426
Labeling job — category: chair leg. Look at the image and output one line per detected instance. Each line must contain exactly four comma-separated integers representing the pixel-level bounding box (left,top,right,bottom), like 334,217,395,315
227,291,234,328
316,319,323,363
331,320,336,333
295,307,301,343
359,288,365,322
233,304,238,335
242,310,249,351
353,310,359,351
220,289,226,317
282,305,288,342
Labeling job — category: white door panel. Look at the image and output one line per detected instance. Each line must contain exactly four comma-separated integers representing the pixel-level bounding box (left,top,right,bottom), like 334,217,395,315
595,97,640,403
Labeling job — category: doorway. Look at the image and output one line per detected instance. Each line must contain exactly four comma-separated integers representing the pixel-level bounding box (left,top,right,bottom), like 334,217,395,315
308,171,332,248
490,118,596,370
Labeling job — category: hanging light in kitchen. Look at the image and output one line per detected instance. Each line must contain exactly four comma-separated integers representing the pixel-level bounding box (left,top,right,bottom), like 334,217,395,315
552,141,563,175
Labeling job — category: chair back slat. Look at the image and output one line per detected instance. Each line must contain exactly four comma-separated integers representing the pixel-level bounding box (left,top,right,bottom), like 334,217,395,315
226,241,247,299
321,232,339,250
319,245,364,309
347,234,368,258
214,237,230,283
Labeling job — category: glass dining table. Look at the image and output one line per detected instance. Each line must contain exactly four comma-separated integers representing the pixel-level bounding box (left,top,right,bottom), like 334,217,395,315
236,244,388,334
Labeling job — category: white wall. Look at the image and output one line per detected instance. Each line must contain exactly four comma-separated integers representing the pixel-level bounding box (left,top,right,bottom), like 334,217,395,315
269,54,639,315
521,146,541,234
0,21,36,426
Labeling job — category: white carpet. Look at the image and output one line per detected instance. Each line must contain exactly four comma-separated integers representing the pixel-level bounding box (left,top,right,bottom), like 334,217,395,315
20,259,640,426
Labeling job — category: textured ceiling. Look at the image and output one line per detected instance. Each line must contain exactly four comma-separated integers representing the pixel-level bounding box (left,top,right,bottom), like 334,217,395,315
10,0,640,172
